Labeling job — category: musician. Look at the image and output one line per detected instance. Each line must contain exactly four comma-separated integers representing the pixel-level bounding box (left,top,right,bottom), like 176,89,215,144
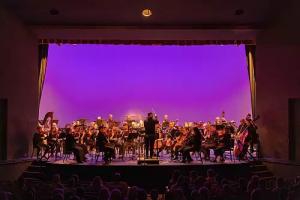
181,127,203,163
169,126,180,138
215,117,225,131
32,126,44,159
234,119,248,160
213,130,231,162
110,127,125,158
65,128,85,163
201,124,218,160
96,126,115,163
107,114,115,129
40,127,57,160
172,127,187,160
237,119,247,133
50,123,61,158
162,114,170,130
245,114,258,153
144,112,159,158
221,111,227,123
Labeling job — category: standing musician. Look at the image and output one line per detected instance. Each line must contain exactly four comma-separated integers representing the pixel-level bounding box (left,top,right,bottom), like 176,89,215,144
245,114,258,153
234,114,259,160
144,112,159,158
221,111,227,123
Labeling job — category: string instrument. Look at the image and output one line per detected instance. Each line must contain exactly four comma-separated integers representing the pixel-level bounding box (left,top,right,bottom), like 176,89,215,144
40,112,54,131
233,116,260,157
165,136,174,148
154,127,164,149
173,131,187,151
39,112,54,145
182,132,194,147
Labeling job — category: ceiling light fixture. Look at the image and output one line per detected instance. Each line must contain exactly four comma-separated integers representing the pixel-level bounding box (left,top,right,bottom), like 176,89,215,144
142,9,152,17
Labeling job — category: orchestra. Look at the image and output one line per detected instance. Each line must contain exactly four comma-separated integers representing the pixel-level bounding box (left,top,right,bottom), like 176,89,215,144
32,112,259,164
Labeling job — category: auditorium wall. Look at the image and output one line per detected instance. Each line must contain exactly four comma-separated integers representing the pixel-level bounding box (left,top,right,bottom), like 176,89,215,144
0,5,38,159
256,0,300,162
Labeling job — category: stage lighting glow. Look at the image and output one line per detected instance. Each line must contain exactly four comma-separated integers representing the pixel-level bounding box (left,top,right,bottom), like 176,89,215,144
39,44,251,125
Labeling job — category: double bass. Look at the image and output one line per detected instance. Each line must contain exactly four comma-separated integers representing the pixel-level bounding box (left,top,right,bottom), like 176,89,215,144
233,116,259,158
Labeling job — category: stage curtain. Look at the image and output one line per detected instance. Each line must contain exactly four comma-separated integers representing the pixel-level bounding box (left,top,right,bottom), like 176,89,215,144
38,44,49,105
245,45,256,117
39,39,254,46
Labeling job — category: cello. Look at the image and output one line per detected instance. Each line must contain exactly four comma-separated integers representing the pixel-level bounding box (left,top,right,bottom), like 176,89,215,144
233,116,259,158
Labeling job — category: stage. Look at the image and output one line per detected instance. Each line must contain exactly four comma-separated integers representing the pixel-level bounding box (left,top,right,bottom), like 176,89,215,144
29,153,253,190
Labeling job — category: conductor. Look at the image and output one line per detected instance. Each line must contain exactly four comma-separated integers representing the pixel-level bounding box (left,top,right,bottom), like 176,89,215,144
144,112,159,158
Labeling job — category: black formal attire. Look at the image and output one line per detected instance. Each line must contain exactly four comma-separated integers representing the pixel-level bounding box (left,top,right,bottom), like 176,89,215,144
181,131,203,162
170,128,180,139
162,120,170,131
201,132,218,160
245,122,258,152
44,132,60,158
32,132,43,158
96,132,115,162
65,132,84,163
214,133,231,159
144,117,159,158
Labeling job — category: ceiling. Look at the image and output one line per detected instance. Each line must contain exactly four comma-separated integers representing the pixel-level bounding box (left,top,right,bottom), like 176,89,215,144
2,0,279,27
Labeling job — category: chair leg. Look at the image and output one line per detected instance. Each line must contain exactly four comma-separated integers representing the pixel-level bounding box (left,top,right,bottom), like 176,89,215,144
199,151,203,163
230,150,234,162
95,154,99,163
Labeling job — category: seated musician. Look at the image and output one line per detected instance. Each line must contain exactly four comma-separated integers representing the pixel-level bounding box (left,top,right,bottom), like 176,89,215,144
181,127,203,163
65,128,86,163
107,114,115,129
41,127,57,160
201,124,217,160
110,127,125,159
213,130,231,162
162,114,170,131
124,127,139,158
51,123,62,159
169,126,180,138
32,126,45,159
96,126,115,163
172,127,185,160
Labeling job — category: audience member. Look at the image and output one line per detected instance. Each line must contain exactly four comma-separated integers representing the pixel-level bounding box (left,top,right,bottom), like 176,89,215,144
2,168,298,200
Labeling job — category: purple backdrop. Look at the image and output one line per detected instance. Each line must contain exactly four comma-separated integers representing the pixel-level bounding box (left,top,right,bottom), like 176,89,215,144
39,44,251,125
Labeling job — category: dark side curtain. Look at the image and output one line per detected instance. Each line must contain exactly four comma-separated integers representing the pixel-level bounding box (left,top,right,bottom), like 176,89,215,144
245,45,256,117
38,44,49,105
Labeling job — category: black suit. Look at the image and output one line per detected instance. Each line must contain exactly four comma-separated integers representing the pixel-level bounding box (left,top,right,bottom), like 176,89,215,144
96,132,115,162
32,132,43,158
144,117,159,158
65,132,84,163
181,131,203,162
